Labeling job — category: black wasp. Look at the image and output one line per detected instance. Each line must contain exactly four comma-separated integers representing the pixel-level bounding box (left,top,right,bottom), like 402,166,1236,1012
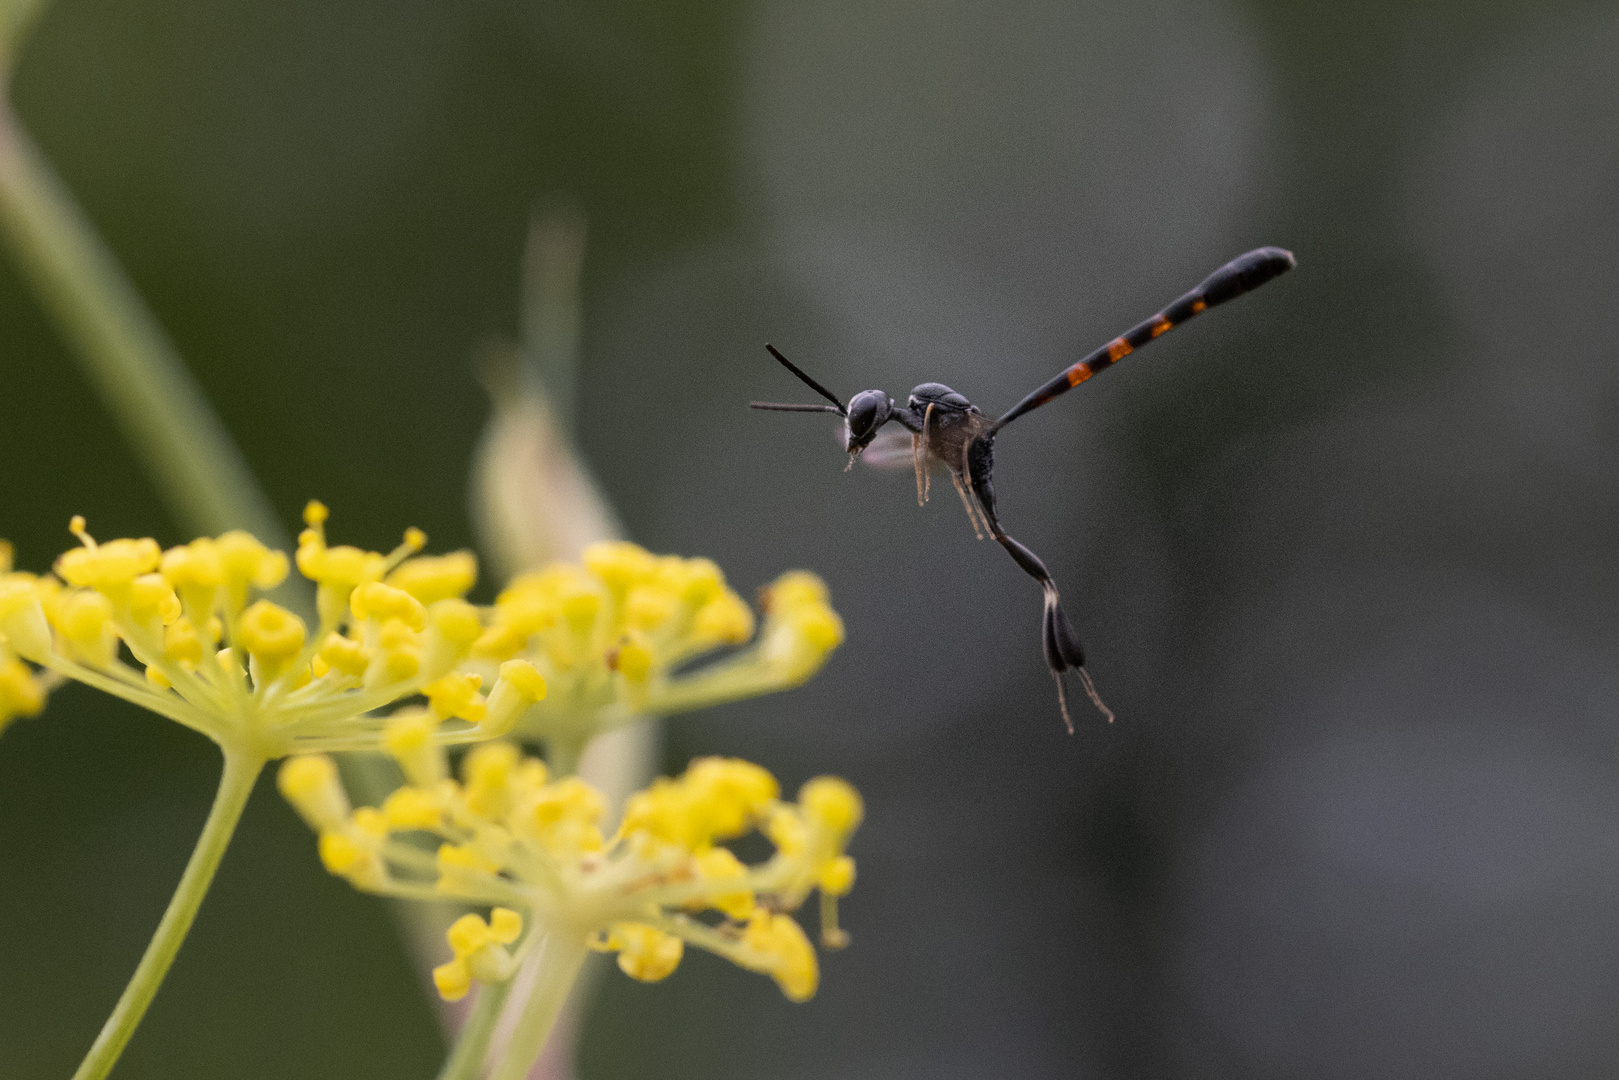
751,246,1297,731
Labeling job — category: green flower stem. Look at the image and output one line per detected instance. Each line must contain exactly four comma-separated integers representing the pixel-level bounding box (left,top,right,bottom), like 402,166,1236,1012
70,747,264,1080
436,977,514,1080
487,933,591,1080
492,932,602,1080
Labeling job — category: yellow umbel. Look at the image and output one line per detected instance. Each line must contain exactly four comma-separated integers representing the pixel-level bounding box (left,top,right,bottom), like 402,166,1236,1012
280,743,862,1004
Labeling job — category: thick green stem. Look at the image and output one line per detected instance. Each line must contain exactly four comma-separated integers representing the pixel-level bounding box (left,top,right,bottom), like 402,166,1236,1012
0,99,288,551
70,748,264,1080
436,978,514,1080
487,934,591,1080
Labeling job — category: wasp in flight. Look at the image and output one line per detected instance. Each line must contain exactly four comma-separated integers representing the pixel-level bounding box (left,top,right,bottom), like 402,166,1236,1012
752,247,1296,731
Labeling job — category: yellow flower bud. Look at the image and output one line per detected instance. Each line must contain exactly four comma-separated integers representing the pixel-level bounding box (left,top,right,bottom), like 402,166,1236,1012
350,582,427,631
237,601,307,678
386,551,477,605
55,524,161,593
0,657,46,732
582,541,657,594
277,755,350,831
694,846,755,920
605,923,684,983
424,672,486,723
818,855,856,896
0,576,52,660
800,776,864,835
381,786,441,830
479,659,546,737
317,632,369,677
54,589,117,667
128,574,182,627
463,741,521,821
432,958,472,1002
742,910,818,1002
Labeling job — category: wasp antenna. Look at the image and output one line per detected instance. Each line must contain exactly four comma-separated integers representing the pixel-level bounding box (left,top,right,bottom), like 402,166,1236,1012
765,344,847,416
750,402,844,413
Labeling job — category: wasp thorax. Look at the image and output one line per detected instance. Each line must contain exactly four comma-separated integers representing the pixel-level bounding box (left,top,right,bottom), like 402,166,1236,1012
844,390,894,452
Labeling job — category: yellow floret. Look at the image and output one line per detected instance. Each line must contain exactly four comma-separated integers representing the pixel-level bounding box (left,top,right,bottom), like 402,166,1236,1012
438,909,521,998
479,659,547,737
612,640,653,683
799,776,864,835
0,574,52,660
128,574,182,627
386,551,477,605
425,672,486,723
692,592,754,645
429,599,483,649
603,923,684,982
277,755,350,831
369,619,422,684
0,657,46,733
215,530,290,594
742,910,819,1002
52,589,117,667
317,632,369,677
381,786,441,830
55,521,161,593
463,741,521,821
432,957,472,1002
694,846,755,920
436,843,501,893
582,541,658,594
350,582,427,631
237,600,307,678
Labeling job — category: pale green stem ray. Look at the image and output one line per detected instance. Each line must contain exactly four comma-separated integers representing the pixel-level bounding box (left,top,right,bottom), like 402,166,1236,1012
70,748,265,1080
435,979,514,1080
487,934,591,1080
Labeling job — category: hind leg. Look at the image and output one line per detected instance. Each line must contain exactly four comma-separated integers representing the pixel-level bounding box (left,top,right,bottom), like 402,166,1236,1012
967,437,1112,730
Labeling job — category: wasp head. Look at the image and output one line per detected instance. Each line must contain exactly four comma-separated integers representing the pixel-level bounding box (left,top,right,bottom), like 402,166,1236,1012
844,390,895,455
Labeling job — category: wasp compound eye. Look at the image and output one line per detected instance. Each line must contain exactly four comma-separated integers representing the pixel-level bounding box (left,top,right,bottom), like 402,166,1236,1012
845,390,893,452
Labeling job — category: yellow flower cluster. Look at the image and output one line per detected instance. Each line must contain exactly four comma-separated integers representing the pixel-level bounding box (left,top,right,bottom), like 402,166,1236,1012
0,542,52,736
279,743,862,1003
0,506,544,761
463,542,843,763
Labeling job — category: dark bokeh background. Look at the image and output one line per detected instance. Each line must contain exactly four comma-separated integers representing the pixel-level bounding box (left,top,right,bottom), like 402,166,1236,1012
4,1,1619,1077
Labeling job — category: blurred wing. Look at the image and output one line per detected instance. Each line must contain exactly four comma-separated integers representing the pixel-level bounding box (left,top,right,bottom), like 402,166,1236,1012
857,426,916,469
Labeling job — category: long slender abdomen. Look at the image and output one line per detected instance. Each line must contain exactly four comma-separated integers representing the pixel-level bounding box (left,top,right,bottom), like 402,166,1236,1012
992,246,1295,431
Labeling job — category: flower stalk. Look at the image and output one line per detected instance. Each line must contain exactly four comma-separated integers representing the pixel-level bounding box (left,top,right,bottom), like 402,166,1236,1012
69,746,263,1080
435,977,514,1080
488,933,591,1080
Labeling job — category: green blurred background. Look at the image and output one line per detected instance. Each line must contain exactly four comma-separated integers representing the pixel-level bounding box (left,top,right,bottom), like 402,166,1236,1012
6,1,1619,1077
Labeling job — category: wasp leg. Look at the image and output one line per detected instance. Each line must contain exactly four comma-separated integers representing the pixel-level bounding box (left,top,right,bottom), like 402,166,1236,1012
967,436,1112,730
953,441,987,538
950,473,986,539
912,402,937,507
